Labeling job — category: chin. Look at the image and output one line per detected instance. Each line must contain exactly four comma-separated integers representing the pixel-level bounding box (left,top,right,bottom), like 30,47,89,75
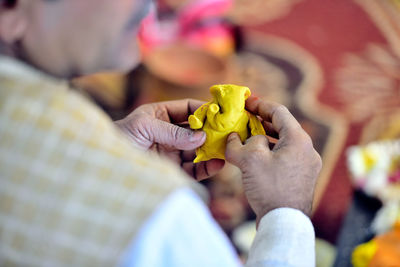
83,34,141,75
115,54,141,73
88,52,140,75
108,40,142,73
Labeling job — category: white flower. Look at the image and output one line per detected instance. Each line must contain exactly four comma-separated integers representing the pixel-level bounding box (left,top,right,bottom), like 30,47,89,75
347,139,400,200
372,201,400,235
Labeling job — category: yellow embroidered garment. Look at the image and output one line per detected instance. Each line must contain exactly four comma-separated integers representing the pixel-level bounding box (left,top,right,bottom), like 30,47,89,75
189,84,266,163
0,57,186,266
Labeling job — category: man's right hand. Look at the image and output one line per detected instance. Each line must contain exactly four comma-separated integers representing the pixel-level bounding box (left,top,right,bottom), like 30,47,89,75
225,97,322,223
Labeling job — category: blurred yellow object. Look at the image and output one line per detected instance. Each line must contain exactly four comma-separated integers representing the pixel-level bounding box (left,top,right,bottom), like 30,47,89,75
361,148,378,172
379,112,400,140
315,238,336,267
352,225,400,267
71,72,127,109
392,0,400,9
389,156,400,174
352,240,378,267
189,84,265,163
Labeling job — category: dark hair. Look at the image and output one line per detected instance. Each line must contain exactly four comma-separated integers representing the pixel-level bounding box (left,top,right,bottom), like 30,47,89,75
2,0,17,8
2,0,58,8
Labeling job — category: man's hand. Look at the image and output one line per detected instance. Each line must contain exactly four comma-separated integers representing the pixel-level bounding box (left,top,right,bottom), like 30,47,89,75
115,99,225,180
225,97,322,222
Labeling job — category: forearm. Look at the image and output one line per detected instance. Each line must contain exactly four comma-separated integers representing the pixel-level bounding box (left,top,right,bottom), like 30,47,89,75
246,208,315,267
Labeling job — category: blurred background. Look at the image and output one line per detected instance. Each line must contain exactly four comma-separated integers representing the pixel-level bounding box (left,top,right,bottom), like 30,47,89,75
72,0,400,266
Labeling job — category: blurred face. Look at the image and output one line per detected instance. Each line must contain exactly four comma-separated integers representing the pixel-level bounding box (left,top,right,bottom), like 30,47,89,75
0,0,152,77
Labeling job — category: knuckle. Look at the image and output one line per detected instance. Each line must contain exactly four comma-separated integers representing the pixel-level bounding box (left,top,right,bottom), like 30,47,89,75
246,135,266,145
246,149,265,163
303,134,314,148
297,132,314,149
135,104,152,114
226,135,234,144
134,104,147,111
295,135,322,171
244,136,253,145
172,127,180,140
225,152,237,163
171,125,187,141
252,144,267,155
227,133,238,143
133,113,149,127
313,151,323,171
294,139,309,153
274,104,290,115
225,150,243,166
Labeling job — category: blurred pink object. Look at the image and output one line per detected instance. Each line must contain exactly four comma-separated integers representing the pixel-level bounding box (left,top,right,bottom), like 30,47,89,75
179,0,233,32
138,0,234,57
389,170,400,184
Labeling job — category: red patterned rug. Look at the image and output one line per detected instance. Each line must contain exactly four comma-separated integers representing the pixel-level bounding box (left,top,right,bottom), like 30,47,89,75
237,0,400,243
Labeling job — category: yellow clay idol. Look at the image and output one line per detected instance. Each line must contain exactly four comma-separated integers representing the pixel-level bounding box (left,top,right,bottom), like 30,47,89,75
189,84,266,163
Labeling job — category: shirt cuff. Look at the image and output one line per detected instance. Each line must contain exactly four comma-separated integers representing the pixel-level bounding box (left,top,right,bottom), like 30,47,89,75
246,208,315,267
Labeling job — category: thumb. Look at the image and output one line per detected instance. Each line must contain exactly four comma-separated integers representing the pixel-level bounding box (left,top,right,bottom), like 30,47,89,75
225,132,243,165
149,119,206,150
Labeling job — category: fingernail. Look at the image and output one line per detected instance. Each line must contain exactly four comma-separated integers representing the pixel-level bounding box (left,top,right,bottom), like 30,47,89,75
190,131,205,142
227,132,236,141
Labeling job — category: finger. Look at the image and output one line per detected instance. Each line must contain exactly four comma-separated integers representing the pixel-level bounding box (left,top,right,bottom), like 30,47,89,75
225,132,244,165
147,119,206,150
263,121,279,139
245,135,279,151
197,159,225,181
244,135,270,150
182,159,225,180
181,149,196,162
154,99,205,123
149,143,183,162
245,97,302,138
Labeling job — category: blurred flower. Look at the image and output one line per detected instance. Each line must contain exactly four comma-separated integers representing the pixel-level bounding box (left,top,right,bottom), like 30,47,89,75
347,139,400,201
347,141,394,197
352,222,400,267
372,201,400,235
348,140,400,236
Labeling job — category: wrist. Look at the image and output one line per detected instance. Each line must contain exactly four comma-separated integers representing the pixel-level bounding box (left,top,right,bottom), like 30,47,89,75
256,203,312,226
256,206,312,229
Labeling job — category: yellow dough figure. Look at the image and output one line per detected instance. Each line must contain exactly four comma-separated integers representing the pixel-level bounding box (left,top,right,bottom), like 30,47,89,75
189,84,266,163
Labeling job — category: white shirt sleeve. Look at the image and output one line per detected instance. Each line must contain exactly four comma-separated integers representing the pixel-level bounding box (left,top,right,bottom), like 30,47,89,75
246,208,315,267
119,187,315,267
118,187,242,267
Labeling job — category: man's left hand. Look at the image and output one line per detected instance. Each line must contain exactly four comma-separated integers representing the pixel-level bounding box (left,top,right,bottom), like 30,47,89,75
115,99,224,181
